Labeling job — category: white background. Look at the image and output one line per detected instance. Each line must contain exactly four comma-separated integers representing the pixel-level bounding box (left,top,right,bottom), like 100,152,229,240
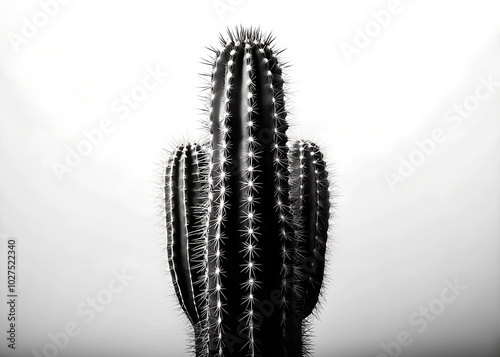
0,0,499,356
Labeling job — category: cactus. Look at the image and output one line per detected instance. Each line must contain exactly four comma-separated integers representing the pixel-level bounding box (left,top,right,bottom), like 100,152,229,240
164,27,331,357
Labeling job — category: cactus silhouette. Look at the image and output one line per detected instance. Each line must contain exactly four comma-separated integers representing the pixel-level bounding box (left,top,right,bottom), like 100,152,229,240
164,27,331,357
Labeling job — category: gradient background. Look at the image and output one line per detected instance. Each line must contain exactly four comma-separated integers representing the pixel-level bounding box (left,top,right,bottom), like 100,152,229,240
0,0,499,356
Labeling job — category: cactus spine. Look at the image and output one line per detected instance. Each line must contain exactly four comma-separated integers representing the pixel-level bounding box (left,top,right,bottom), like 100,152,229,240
164,27,331,357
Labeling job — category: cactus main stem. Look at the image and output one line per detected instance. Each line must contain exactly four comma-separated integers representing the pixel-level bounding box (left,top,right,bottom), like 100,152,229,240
165,27,331,357
207,36,291,357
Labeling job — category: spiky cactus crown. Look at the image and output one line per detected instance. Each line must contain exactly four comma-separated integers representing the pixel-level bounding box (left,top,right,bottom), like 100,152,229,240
164,27,332,357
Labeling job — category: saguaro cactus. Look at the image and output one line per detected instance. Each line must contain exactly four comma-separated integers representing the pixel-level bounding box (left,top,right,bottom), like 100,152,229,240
164,27,331,357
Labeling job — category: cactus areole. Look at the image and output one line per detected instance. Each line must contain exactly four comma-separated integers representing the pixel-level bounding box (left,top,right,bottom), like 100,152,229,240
164,27,331,357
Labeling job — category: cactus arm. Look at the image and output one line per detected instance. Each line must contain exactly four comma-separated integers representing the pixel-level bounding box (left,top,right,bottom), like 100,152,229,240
166,146,197,325
165,144,209,327
290,141,330,319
